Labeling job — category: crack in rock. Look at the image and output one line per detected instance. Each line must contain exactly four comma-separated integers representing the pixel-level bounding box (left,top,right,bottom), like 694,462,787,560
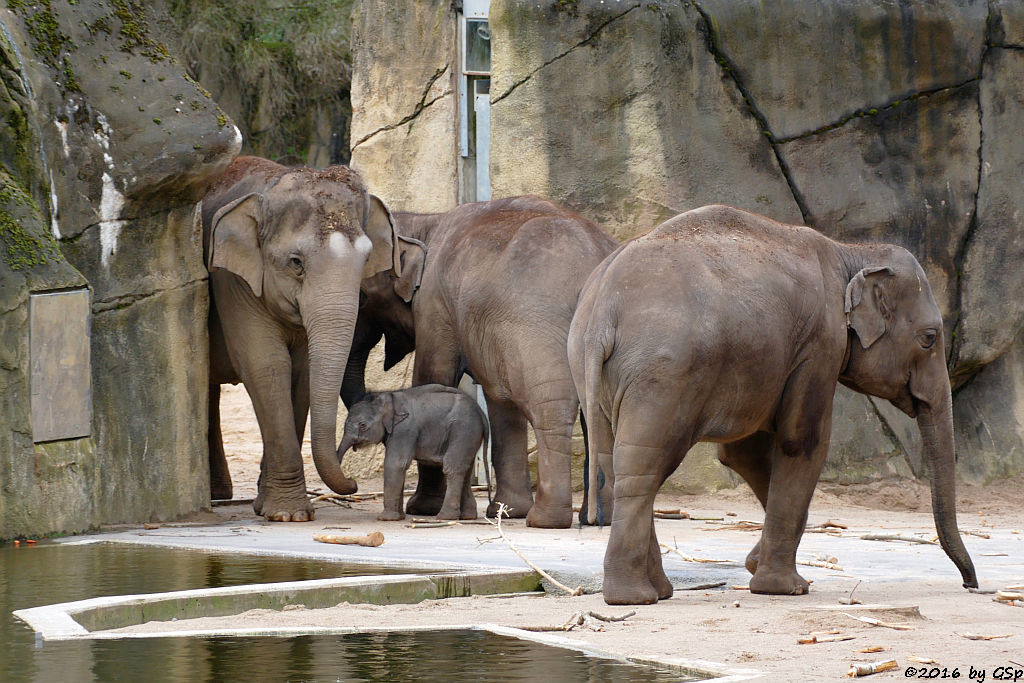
689,0,811,223
774,79,983,145
490,4,641,106
351,64,451,150
93,278,205,314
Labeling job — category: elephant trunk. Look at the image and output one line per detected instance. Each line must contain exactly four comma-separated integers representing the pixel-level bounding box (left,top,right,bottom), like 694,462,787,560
305,291,360,495
916,375,978,589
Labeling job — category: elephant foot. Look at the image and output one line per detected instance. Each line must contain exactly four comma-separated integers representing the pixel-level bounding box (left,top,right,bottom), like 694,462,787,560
649,567,674,601
487,491,533,519
405,493,444,516
487,499,530,519
436,506,461,521
526,501,572,529
254,491,314,522
749,567,809,595
459,507,479,521
745,540,762,575
377,510,405,522
211,481,233,501
602,576,659,606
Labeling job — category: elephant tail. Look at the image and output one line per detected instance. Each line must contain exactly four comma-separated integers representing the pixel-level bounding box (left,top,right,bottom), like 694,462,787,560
583,326,613,527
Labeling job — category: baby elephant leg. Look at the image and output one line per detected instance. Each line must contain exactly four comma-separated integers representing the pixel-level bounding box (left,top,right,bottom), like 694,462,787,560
379,455,409,522
438,436,480,520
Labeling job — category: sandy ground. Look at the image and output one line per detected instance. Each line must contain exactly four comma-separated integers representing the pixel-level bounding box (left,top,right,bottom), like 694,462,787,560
176,384,1024,681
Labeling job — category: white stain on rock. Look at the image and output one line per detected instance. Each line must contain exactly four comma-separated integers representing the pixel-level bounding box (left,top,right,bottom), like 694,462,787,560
48,169,60,238
93,113,126,267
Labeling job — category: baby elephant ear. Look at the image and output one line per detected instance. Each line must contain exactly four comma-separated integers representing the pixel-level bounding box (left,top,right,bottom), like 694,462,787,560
844,266,894,349
384,392,410,433
393,235,426,303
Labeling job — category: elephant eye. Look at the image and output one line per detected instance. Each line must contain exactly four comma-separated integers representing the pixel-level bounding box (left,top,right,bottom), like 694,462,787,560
289,255,304,273
917,329,937,349
358,422,367,432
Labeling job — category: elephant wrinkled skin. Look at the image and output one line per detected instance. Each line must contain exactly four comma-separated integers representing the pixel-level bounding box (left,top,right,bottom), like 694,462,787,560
205,156,398,521
569,204,978,605
342,196,617,529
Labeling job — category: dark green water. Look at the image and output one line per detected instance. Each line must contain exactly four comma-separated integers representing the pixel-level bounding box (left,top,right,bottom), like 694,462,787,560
1,542,693,682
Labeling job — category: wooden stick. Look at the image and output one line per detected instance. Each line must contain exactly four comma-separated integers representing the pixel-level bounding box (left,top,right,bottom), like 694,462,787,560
493,503,582,596
406,521,458,529
956,632,1014,640
682,581,727,590
798,634,854,644
907,655,938,664
797,559,845,571
996,591,1024,601
654,512,691,520
854,646,885,654
842,613,914,630
659,542,729,563
848,660,897,677
312,531,384,547
859,533,937,545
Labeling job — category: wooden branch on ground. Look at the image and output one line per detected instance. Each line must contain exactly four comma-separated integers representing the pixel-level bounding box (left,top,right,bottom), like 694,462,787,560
797,558,845,571
842,613,914,630
659,542,730,563
521,609,636,633
312,531,384,547
859,533,937,545
492,503,582,596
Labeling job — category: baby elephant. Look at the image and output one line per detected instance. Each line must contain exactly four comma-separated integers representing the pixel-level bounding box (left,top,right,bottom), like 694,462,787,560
338,384,488,521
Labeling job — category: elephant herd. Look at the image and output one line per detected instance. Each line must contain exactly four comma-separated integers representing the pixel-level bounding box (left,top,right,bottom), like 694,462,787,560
202,156,977,606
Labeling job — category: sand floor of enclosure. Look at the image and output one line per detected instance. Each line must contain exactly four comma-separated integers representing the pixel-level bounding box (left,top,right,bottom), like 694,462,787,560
102,382,1018,680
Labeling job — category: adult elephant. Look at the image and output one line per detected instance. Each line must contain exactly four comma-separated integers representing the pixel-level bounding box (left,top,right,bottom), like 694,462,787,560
569,204,978,604
205,156,398,521
341,196,618,528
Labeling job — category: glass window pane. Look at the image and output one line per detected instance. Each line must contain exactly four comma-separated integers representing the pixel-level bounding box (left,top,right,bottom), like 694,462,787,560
465,19,490,74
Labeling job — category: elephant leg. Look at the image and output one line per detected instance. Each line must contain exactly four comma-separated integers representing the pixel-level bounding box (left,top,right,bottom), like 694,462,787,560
459,464,479,520
291,341,310,446
406,332,461,515
749,379,834,595
647,517,673,600
220,307,312,522
525,393,577,529
580,410,615,526
603,393,687,605
484,397,534,519
208,383,233,500
379,456,408,522
439,457,471,521
718,432,774,575
405,463,445,516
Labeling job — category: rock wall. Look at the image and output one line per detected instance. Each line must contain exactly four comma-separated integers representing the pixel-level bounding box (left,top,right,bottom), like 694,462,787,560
356,0,1024,488
0,1,239,539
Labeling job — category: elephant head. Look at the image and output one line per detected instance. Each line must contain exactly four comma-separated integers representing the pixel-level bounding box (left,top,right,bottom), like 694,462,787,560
208,165,397,496
337,392,409,457
341,227,427,406
839,246,978,589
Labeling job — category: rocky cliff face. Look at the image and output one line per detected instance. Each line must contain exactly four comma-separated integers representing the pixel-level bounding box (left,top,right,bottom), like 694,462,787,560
353,0,1024,486
0,0,239,539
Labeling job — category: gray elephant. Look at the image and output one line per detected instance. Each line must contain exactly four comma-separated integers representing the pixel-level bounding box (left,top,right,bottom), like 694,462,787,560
338,385,488,521
205,156,399,521
569,204,977,605
341,196,617,529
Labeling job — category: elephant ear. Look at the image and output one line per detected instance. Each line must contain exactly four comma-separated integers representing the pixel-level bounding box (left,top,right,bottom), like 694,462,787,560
209,192,265,297
384,392,410,433
362,194,396,278
845,266,895,349
393,235,427,303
